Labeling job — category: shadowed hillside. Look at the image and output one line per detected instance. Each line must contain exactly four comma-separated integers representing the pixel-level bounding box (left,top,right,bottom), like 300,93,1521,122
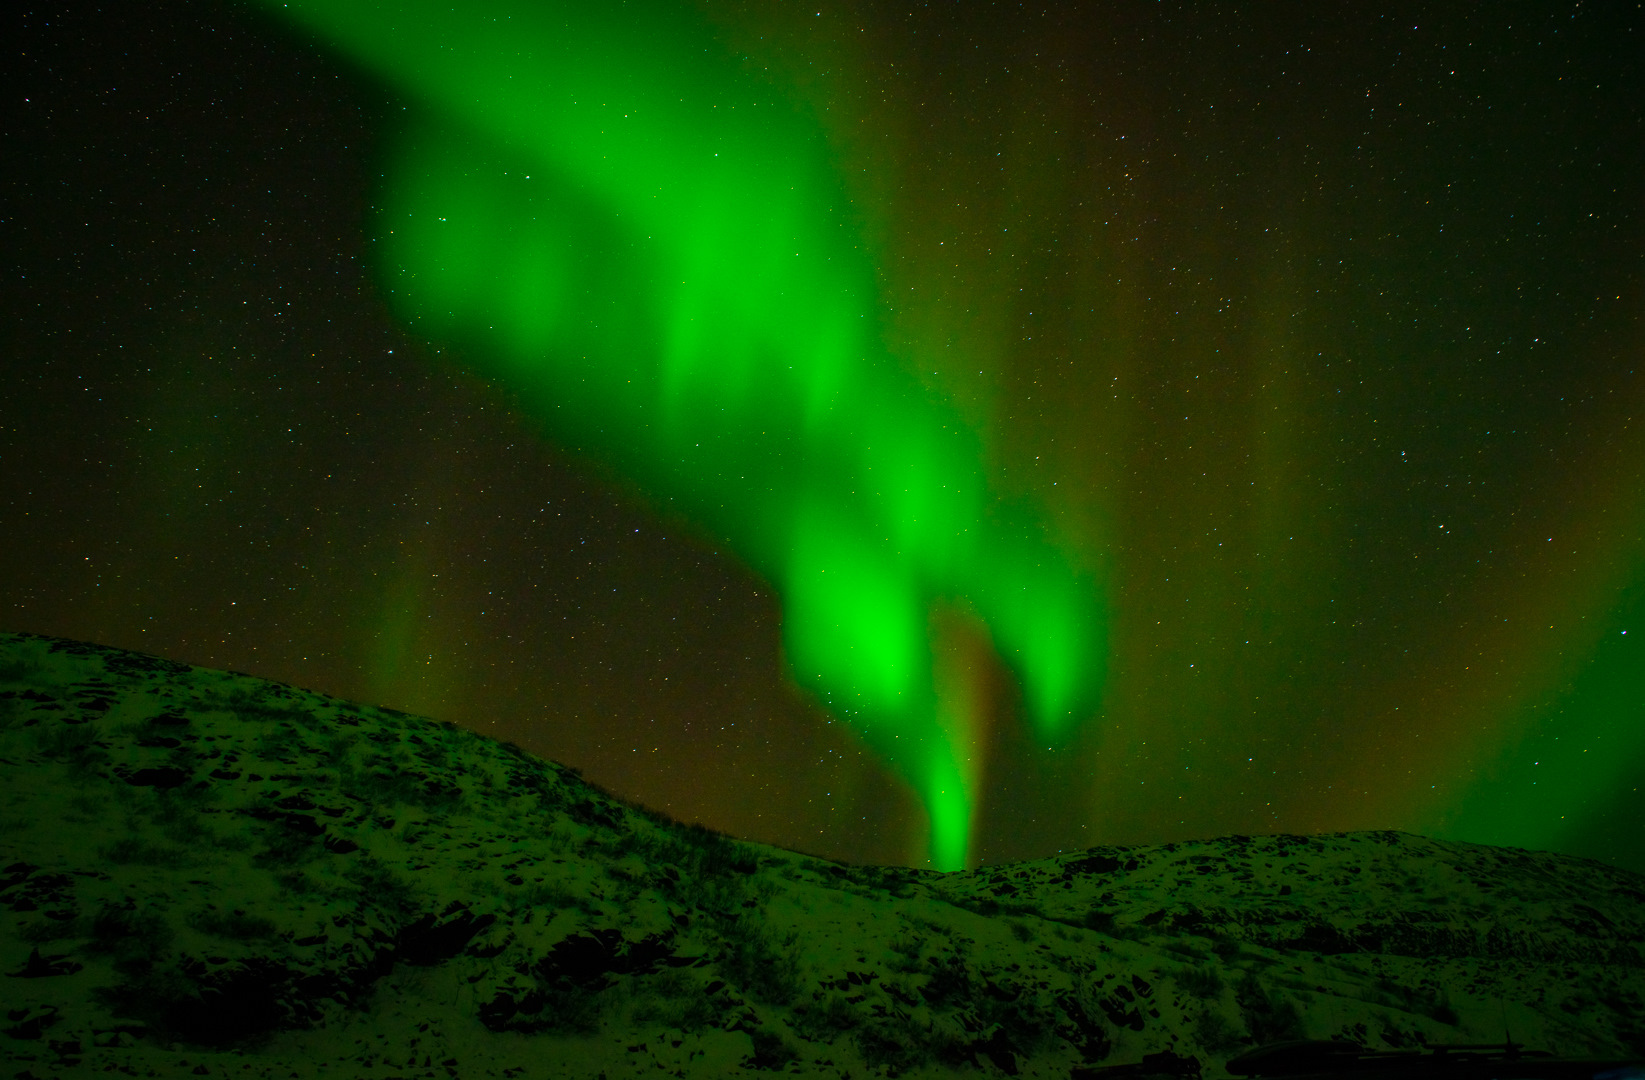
2,630,1642,1078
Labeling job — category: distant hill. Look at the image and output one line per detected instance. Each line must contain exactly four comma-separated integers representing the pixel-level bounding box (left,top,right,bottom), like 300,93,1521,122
2,630,1642,1078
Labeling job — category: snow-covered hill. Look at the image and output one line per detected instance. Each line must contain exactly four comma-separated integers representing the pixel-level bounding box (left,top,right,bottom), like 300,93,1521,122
2,630,1642,1078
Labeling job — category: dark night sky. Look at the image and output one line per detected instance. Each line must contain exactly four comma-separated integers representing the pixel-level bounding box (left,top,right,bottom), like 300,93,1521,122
5,0,1643,870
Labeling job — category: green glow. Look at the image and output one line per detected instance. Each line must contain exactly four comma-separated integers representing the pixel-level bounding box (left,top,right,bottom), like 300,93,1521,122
1436,571,1645,865
259,0,1102,868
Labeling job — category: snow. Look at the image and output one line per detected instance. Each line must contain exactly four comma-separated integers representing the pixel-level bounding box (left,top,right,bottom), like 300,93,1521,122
3,630,1642,1078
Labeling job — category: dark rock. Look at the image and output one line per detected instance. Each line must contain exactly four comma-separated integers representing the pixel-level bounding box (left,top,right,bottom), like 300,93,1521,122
533,928,676,989
1287,921,1359,955
478,992,519,1029
1067,854,1122,876
974,1027,1020,1075
2,1005,60,1040
398,909,499,966
245,807,326,837
161,962,287,1047
126,767,188,788
7,947,84,978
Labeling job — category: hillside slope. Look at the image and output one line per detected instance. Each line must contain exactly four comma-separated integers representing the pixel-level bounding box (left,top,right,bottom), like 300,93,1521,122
2,630,1642,1078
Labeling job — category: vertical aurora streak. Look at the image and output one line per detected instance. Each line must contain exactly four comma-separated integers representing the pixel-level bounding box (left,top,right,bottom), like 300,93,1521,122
256,0,1104,868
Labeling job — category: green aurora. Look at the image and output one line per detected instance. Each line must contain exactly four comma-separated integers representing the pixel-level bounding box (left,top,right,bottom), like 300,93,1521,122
258,0,1104,870
4,0,1642,874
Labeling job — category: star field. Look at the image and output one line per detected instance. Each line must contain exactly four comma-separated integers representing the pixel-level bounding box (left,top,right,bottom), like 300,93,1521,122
3,0,1641,870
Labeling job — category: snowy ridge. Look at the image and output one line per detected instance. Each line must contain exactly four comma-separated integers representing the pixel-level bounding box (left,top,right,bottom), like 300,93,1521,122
2,630,1642,1079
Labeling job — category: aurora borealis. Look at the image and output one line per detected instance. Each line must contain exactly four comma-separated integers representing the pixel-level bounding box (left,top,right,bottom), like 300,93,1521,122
4,0,1642,871
273,0,1104,870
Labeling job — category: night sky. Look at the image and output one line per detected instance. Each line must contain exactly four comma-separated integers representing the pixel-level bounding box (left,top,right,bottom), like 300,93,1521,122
5,0,1643,871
